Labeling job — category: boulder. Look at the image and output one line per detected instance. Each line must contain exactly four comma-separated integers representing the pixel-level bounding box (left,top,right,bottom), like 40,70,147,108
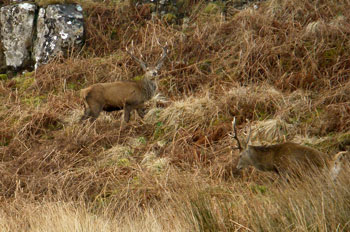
0,3,36,69
10,0,34,2
33,4,84,69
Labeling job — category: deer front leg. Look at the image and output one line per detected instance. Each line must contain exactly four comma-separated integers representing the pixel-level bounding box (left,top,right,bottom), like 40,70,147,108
89,106,102,122
80,107,91,121
81,103,102,123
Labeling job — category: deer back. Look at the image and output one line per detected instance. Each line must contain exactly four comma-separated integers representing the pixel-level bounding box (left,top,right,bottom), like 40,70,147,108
237,142,328,172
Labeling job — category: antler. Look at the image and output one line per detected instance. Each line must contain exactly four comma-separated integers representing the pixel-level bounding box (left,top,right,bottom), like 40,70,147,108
155,42,168,71
231,117,243,151
246,120,252,145
126,41,148,71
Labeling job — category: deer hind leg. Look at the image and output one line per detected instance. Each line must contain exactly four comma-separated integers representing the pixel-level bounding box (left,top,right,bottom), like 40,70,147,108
124,104,134,123
136,106,146,119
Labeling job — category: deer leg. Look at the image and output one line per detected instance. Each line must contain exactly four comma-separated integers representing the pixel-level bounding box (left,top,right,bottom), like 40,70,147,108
82,101,102,122
89,104,102,122
80,107,91,121
124,104,134,122
136,107,146,119
80,99,92,121
81,97,103,122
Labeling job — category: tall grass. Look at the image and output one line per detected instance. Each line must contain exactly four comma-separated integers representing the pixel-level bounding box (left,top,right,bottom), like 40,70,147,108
0,167,350,231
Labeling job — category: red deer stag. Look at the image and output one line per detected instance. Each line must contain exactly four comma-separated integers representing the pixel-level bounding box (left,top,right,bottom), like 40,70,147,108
80,43,168,122
232,117,346,180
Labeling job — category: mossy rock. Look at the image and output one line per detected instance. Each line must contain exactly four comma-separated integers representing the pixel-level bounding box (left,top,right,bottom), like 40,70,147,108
0,41,6,74
34,0,78,7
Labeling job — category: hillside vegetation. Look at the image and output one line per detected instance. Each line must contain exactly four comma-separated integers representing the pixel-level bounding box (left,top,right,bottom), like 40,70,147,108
0,0,350,231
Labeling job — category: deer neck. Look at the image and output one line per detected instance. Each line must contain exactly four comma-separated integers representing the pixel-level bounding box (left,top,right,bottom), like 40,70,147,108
141,77,157,100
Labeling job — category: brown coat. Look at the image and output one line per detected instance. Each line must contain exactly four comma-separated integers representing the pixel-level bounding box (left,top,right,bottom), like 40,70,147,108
236,142,346,179
80,78,157,122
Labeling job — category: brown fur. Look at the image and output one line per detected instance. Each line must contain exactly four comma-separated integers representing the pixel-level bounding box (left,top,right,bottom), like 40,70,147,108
80,45,167,122
80,78,157,122
236,142,346,179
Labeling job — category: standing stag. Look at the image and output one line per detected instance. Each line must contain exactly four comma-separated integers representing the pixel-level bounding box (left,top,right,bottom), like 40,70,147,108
231,117,346,180
80,43,168,122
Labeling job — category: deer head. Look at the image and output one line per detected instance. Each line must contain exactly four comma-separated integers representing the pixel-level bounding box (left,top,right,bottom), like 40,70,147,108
126,41,168,79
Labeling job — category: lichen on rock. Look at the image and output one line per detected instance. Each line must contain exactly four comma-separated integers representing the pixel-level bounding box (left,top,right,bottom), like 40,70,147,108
33,4,84,68
0,3,37,69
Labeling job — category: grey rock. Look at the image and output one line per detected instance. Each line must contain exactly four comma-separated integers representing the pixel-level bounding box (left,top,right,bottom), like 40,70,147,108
33,4,84,69
0,3,36,69
10,0,34,2
227,0,263,10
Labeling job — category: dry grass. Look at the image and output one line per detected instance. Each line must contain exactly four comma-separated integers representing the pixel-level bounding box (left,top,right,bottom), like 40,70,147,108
1,0,350,231
0,168,350,231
